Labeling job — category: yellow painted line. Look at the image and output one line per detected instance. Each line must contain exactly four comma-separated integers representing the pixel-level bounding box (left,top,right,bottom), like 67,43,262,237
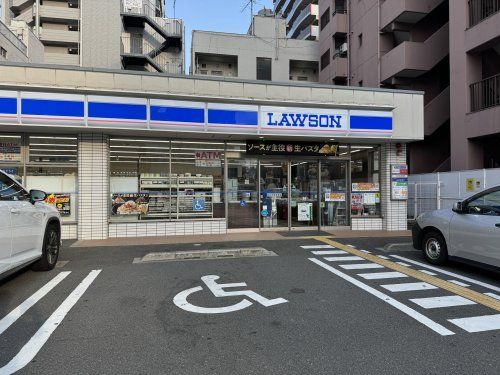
312,236,500,312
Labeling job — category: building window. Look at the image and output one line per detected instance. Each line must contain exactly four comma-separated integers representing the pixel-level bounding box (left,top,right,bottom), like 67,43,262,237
320,50,330,70
358,33,363,46
109,138,225,222
211,70,223,76
26,135,78,223
256,57,272,81
350,146,381,217
320,7,330,30
358,80,363,87
0,47,7,59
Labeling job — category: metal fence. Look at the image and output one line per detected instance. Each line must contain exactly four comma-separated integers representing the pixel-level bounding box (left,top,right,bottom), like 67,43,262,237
470,73,500,112
468,0,500,27
121,0,183,37
407,182,439,220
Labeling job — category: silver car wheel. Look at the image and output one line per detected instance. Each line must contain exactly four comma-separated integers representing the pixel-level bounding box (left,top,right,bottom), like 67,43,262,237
46,229,59,265
425,238,441,260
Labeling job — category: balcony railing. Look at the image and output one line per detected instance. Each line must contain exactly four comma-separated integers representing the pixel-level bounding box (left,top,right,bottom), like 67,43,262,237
470,74,500,112
121,0,182,37
468,0,500,27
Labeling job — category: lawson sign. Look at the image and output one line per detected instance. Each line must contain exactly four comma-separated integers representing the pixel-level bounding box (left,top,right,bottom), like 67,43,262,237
261,106,348,134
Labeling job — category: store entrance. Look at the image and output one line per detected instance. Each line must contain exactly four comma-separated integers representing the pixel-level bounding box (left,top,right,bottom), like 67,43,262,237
256,158,348,231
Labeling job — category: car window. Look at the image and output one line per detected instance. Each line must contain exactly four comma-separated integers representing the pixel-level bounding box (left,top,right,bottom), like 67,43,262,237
466,190,500,216
0,173,30,202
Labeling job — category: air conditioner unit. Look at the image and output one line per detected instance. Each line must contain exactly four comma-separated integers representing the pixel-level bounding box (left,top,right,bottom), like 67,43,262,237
339,43,348,53
68,48,79,54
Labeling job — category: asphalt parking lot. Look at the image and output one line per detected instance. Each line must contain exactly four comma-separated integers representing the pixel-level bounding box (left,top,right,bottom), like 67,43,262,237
0,236,499,375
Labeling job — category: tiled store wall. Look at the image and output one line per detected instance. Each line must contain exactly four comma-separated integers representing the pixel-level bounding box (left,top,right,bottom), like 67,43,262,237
380,143,408,231
61,224,78,240
78,133,109,240
351,218,383,231
108,220,227,238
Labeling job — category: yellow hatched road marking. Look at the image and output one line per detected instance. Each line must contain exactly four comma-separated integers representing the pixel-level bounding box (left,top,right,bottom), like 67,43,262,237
312,236,500,312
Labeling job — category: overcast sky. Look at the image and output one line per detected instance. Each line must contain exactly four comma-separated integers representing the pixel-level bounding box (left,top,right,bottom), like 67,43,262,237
165,0,274,71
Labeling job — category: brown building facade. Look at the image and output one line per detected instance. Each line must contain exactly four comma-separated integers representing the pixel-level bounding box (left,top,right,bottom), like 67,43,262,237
318,0,500,173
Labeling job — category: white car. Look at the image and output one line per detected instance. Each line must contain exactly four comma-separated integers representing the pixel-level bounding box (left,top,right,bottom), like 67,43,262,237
412,186,500,270
0,170,61,279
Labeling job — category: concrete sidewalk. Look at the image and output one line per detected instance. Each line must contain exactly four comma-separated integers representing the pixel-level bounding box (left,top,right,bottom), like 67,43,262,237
70,230,411,248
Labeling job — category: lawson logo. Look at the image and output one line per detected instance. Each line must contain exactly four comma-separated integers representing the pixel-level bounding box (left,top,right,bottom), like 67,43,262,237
263,109,348,130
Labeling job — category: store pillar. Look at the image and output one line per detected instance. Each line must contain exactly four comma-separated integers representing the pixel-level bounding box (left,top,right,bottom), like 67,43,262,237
381,143,408,231
78,133,110,240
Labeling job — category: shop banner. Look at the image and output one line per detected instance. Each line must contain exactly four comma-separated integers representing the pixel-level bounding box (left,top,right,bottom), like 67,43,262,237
112,194,149,215
352,183,379,192
45,193,71,217
246,141,339,156
0,140,21,162
391,164,408,200
195,151,222,167
351,193,364,211
325,192,346,202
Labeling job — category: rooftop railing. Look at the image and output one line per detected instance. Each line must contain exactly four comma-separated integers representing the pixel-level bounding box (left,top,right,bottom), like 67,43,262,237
470,73,500,112
468,0,500,27
121,0,182,37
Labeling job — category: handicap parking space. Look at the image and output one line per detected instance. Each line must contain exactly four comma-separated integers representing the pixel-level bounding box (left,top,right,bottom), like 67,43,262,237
1,238,500,374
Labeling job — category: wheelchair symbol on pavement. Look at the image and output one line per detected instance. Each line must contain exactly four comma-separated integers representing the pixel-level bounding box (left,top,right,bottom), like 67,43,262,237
173,275,288,314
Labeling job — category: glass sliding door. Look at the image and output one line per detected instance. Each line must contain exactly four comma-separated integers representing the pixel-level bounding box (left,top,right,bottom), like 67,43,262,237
260,160,288,229
320,160,349,227
291,161,319,228
227,158,259,229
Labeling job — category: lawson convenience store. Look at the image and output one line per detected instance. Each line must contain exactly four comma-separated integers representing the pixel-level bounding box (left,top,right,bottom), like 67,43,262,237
0,64,423,240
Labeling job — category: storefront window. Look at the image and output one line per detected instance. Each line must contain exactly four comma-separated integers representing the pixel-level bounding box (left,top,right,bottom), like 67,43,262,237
350,145,381,217
26,136,78,223
0,134,23,184
110,138,225,221
321,159,348,227
226,143,259,229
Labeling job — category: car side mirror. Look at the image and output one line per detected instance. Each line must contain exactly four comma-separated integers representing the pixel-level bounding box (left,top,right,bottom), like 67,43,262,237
30,189,47,203
452,201,464,214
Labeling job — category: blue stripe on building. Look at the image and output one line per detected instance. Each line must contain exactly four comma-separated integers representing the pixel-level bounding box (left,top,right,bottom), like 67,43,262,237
151,106,204,123
208,109,258,126
88,102,147,121
350,116,393,131
22,98,84,117
0,97,17,115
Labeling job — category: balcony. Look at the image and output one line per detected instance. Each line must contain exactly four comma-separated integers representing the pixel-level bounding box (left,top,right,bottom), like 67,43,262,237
286,0,312,27
278,0,297,18
470,74,500,112
380,22,448,82
297,25,318,40
39,5,80,22
287,4,318,39
380,0,445,31
424,86,450,136
469,0,500,27
465,5,500,53
332,56,348,79
274,0,287,15
44,52,79,66
11,0,34,11
39,28,79,44
331,10,347,36
466,74,500,138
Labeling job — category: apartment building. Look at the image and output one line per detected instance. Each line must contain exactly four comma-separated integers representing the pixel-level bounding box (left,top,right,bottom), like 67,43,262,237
2,0,184,73
274,0,319,40
191,9,319,83
318,0,500,173
0,18,43,62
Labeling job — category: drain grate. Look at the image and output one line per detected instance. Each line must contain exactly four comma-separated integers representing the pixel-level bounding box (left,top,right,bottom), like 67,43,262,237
134,247,277,263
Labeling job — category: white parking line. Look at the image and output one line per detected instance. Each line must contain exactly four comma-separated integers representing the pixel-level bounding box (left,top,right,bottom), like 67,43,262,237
419,270,437,276
311,250,347,255
377,255,390,260
0,270,101,375
360,250,371,254
410,295,476,309
390,255,500,293
324,256,364,262
339,263,385,270
0,272,71,336
301,245,335,249
309,258,455,336
396,262,411,267
447,280,470,287
448,314,500,333
358,272,409,280
381,282,438,292
485,292,500,301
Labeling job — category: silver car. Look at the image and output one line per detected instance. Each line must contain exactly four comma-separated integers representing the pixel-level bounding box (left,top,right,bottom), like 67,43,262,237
412,186,500,270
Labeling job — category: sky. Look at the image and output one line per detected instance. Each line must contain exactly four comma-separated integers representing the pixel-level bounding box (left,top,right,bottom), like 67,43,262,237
165,0,274,72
